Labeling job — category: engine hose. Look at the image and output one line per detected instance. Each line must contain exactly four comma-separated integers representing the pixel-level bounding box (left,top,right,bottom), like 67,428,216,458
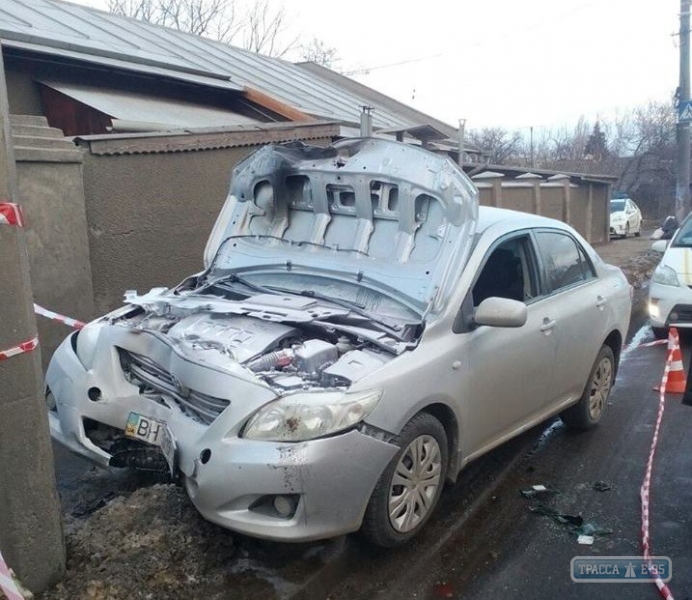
248,349,293,372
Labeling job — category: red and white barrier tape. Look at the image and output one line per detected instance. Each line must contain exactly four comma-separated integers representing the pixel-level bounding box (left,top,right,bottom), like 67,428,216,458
625,338,668,351
34,303,85,330
0,336,38,362
0,551,25,600
640,345,676,600
0,203,24,228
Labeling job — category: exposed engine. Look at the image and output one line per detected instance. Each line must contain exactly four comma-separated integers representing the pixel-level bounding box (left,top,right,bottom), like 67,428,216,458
117,309,390,392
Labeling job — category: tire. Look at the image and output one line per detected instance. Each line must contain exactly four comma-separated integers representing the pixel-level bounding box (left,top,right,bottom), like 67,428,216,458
624,223,630,238
360,412,448,547
634,228,641,237
652,326,668,340
560,345,615,431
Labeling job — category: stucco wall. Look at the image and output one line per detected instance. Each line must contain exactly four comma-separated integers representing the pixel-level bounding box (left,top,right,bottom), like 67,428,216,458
5,67,43,116
16,149,96,368
81,136,333,314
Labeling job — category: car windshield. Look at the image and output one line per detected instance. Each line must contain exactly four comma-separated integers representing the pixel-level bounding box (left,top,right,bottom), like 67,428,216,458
610,200,625,213
672,217,692,247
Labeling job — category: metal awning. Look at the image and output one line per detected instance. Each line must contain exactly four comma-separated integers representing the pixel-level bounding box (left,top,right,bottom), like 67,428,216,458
376,124,451,142
39,80,261,131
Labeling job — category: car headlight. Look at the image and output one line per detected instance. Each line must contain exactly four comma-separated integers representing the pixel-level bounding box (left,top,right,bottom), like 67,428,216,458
75,322,103,369
242,389,383,442
652,265,680,287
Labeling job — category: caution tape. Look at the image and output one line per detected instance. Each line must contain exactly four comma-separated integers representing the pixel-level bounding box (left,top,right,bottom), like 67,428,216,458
640,331,677,600
0,551,25,600
624,338,668,352
0,336,38,362
0,203,24,227
34,303,85,330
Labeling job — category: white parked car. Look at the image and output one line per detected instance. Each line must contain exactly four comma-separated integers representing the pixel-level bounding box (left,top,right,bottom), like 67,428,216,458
610,197,642,238
649,213,692,338
45,140,632,546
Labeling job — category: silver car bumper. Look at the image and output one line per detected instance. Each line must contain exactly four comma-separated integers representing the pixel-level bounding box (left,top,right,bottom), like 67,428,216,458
45,334,398,541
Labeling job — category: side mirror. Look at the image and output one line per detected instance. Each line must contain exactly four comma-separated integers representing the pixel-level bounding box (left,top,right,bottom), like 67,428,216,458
651,240,668,253
474,297,528,328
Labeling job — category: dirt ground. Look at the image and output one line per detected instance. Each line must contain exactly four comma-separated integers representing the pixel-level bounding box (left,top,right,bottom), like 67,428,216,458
595,228,662,290
28,232,663,600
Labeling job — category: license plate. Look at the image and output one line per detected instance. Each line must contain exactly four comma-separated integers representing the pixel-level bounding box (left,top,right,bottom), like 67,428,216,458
125,412,177,476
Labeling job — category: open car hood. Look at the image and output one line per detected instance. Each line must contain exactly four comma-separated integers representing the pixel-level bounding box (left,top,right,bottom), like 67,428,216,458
204,139,478,315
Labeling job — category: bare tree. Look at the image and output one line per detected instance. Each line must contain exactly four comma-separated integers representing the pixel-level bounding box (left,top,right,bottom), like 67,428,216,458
467,127,524,165
108,0,292,55
298,37,339,68
241,0,295,57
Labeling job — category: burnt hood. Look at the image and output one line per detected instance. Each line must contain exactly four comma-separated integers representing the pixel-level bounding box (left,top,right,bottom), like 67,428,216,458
203,139,478,314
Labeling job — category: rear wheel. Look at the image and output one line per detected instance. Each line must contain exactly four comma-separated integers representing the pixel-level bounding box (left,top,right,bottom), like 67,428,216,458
561,345,614,430
361,412,448,547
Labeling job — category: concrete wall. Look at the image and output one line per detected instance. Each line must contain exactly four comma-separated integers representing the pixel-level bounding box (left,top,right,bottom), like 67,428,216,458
474,174,610,244
81,134,335,314
5,67,43,116
12,116,96,368
82,147,249,313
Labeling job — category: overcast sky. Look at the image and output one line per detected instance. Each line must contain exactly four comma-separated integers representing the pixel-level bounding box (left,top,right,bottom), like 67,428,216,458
68,0,681,132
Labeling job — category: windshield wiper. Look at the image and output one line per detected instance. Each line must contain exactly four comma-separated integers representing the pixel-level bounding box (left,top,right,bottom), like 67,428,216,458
195,273,280,297
265,286,403,333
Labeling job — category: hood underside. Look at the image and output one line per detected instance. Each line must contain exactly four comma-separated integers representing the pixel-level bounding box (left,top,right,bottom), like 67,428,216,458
204,138,478,314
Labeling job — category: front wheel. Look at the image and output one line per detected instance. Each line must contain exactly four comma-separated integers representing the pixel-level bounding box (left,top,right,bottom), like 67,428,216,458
652,326,668,340
624,223,630,238
360,412,448,547
560,345,615,430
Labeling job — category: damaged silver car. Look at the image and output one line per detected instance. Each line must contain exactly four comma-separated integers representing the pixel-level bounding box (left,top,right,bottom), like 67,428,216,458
46,139,631,546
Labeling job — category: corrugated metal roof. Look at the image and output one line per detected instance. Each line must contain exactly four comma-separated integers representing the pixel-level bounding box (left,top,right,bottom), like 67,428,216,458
0,0,457,132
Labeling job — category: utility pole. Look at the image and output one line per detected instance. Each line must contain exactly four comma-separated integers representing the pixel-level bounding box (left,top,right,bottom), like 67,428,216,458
530,126,535,168
676,0,691,220
0,43,65,593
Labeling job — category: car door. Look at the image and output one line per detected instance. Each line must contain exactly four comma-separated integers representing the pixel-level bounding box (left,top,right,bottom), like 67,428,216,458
533,230,608,405
461,233,559,454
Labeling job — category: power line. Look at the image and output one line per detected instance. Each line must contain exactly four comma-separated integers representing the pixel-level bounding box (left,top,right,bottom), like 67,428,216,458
341,0,600,77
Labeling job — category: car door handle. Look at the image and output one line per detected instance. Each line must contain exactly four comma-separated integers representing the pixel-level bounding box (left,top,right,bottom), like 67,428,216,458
596,296,607,308
540,318,557,332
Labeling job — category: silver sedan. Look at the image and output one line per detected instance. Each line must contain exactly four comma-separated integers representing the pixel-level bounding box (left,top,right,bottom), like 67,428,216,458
46,140,632,546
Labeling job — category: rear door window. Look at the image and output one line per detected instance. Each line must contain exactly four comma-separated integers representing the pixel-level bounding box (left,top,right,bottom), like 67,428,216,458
535,231,595,293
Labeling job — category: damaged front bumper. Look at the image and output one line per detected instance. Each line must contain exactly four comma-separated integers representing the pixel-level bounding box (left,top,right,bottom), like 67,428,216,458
46,333,398,541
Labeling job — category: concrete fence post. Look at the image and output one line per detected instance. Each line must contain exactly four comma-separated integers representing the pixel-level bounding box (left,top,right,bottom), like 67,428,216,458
547,174,572,225
586,183,594,243
516,172,543,217
471,171,505,208
0,42,65,594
